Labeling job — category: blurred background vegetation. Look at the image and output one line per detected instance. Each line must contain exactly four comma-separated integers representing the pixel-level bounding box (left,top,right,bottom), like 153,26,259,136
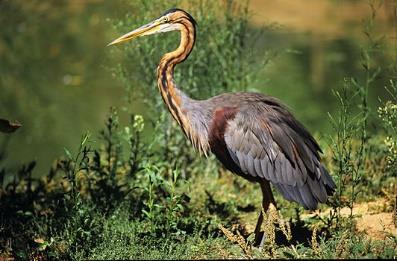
0,0,396,259
0,0,395,176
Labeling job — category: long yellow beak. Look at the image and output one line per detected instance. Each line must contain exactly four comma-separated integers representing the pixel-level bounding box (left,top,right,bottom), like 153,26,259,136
108,19,163,46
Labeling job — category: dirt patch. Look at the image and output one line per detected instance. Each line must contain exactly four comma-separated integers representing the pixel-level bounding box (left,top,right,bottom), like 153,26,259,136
302,199,396,240
239,199,396,241
357,212,396,240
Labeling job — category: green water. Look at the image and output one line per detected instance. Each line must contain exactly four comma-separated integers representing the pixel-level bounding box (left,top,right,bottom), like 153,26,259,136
0,0,393,176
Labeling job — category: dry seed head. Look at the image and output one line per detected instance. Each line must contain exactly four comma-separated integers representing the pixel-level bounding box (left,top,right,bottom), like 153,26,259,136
218,224,251,257
336,231,349,258
261,207,276,256
278,215,292,241
311,226,319,255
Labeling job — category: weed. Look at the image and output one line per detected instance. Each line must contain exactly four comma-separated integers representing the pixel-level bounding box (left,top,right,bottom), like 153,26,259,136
327,0,389,228
311,225,319,256
218,223,251,257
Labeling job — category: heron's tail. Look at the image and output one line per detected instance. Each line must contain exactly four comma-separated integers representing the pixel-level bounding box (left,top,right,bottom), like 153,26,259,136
274,165,336,210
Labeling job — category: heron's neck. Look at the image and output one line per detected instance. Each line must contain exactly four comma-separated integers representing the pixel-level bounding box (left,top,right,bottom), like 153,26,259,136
156,22,194,128
156,21,210,155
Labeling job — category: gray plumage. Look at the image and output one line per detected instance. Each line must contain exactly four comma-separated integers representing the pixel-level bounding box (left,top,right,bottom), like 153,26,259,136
181,92,336,210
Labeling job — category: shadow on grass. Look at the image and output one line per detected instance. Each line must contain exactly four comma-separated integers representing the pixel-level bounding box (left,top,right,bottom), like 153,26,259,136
205,190,331,247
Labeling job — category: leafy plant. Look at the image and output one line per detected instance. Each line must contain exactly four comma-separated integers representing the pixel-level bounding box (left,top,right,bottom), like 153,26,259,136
378,79,397,173
327,1,386,225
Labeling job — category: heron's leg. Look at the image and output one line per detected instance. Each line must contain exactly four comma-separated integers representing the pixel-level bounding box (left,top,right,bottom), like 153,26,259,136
254,180,277,248
254,208,264,244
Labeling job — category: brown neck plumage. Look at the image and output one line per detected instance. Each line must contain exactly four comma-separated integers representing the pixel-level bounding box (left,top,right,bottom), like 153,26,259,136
156,18,195,138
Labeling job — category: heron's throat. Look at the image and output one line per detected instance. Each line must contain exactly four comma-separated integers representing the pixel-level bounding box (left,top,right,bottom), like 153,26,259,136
156,21,210,155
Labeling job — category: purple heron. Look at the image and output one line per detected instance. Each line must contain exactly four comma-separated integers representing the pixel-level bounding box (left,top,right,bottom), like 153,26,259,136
109,8,336,245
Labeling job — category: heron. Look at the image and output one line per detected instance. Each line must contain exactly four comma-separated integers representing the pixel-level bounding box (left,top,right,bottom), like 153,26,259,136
109,8,336,246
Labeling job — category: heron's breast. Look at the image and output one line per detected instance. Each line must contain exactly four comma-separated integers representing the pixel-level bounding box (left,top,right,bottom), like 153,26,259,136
208,107,249,178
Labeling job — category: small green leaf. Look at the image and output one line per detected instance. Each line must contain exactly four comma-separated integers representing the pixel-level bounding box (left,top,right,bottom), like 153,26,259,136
63,147,73,160
81,132,91,146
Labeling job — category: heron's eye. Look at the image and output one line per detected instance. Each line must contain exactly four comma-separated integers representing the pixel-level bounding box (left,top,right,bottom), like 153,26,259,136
163,17,169,23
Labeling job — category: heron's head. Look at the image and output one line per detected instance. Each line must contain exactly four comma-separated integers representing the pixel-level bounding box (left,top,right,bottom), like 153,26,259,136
108,8,196,46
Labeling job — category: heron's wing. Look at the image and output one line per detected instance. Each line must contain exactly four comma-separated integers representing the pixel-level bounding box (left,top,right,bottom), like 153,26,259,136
224,104,335,210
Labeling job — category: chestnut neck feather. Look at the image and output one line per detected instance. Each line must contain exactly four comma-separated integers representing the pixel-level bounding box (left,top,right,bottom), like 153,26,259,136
156,17,211,155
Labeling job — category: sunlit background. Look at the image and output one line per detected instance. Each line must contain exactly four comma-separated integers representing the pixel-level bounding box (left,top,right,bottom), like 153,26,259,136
0,0,395,175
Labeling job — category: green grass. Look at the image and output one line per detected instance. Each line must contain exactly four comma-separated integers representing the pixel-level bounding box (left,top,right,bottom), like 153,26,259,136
1,104,395,259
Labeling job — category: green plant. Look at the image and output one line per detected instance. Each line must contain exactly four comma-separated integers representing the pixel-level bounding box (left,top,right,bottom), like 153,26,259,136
378,79,397,173
62,132,91,204
163,169,186,233
141,164,163,232
327,1,385,224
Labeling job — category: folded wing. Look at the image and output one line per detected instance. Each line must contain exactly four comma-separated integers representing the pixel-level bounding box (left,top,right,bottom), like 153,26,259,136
224,103,335,210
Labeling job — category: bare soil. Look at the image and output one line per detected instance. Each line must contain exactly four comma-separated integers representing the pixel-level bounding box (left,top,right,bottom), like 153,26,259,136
303,199,396,240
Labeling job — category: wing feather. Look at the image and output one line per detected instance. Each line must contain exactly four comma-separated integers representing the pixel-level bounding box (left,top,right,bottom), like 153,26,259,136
274,184,294,201
236,150,247,173
254,158,264,178
245,153,256,176
222,101,336,210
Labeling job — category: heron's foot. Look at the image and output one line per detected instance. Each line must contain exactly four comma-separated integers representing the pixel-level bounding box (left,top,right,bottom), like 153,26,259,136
253,231,266,250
